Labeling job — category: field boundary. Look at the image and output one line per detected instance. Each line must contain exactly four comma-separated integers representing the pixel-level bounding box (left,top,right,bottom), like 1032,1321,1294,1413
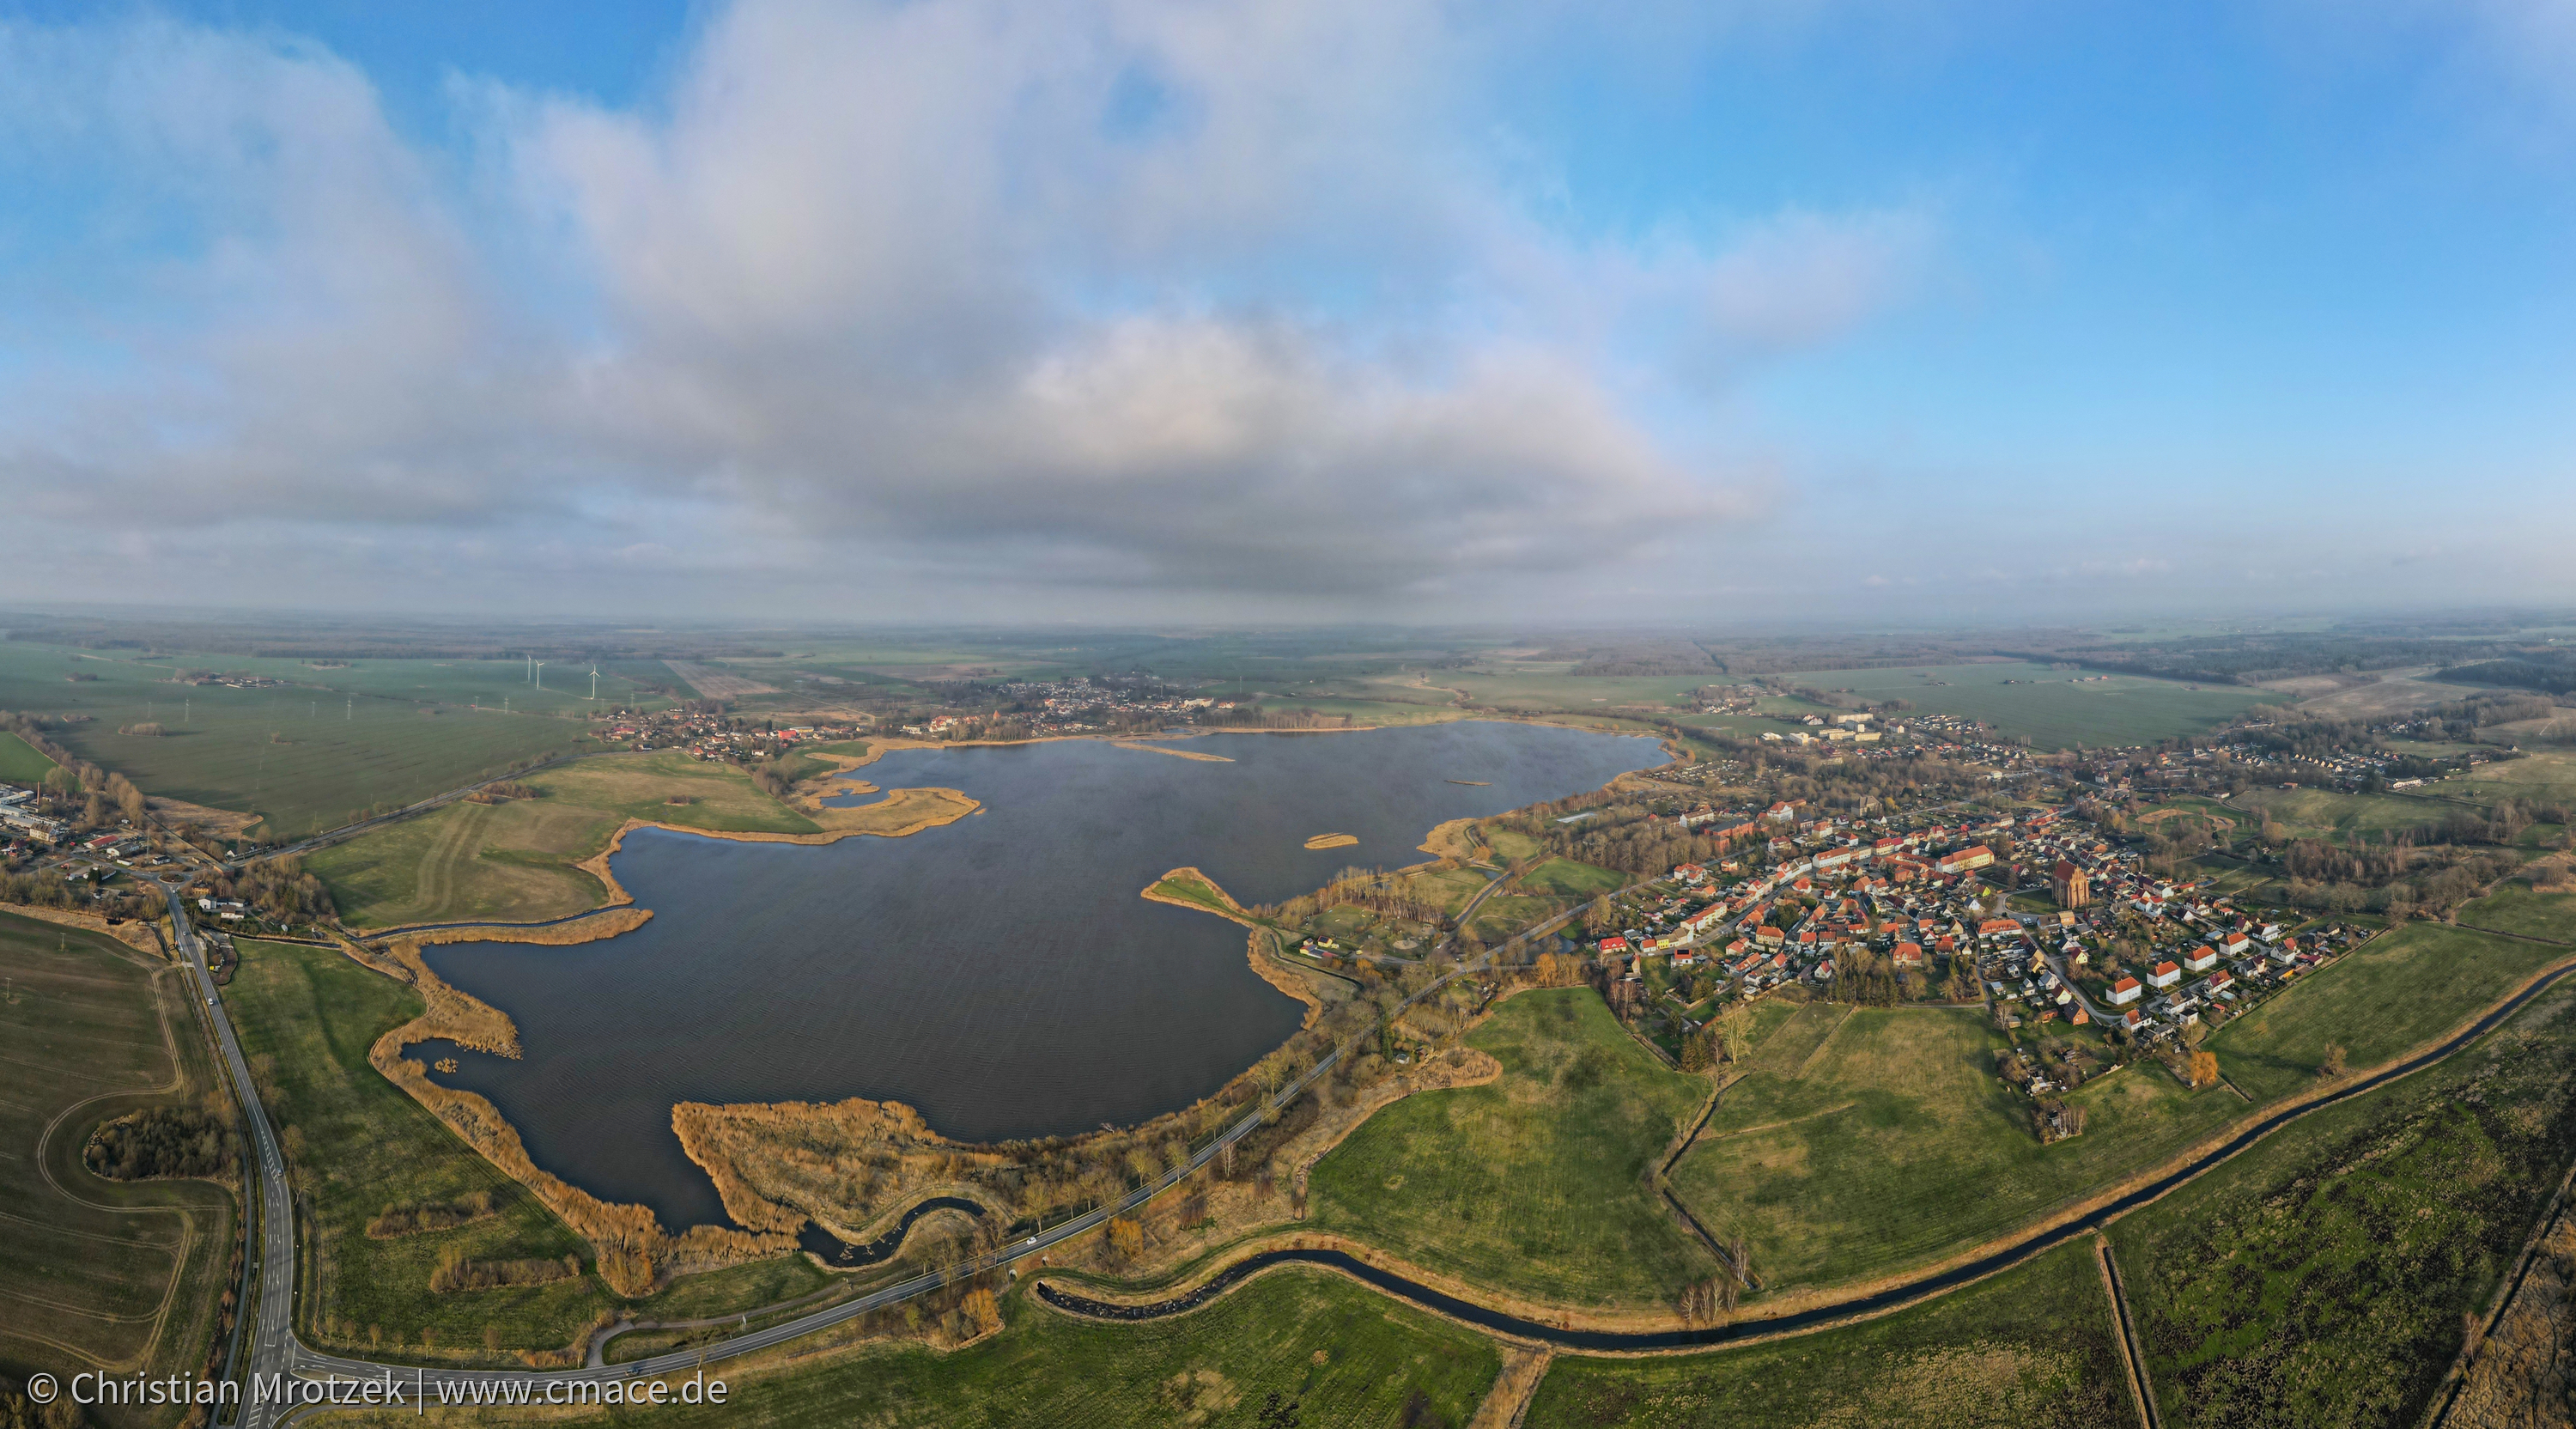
2097,1235,2160,1429
17,952,213,1374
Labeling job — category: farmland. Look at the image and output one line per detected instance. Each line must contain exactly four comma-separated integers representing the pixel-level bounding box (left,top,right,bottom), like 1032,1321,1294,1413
2111,979,2576,1429
1305,988,1723,1312
307,751,826,927
0,910,236,1396
0,642,602,841
1524,1240,2129,1429
1668,1004,2240,1294
1519,857,1629,900
0,729,58,784
2209,921,2569,1104
313,1267,1502,1428
223,938,822,1361
1780,661,2269,749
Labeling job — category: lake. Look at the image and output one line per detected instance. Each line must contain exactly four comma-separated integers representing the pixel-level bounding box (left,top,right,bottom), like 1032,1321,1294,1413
421,721,1662,1231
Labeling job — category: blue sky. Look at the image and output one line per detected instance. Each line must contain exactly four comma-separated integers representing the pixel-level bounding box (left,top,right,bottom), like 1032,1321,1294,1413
2,0,2571,623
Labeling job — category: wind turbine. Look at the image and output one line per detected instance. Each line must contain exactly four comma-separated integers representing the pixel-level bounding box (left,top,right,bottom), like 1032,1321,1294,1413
590,666,599,700
534,661,547,692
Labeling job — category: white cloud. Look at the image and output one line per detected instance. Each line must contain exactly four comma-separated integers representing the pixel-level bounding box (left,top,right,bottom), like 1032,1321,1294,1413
0,0,1933,618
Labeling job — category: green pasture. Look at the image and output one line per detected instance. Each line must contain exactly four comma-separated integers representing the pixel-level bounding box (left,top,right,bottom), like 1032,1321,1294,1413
0,910,237,1395
1520,857,1628,900
2454,882,2576,942
1525,1240,2129,1429
224,938,824,1362
2210,921,2567,1103
1306,988,1722,1312
2443,750,2576,812
0,729,58,785
2111,979,2576,1429
1464,890,1566,943
1668,1005,2240,1295
1428,666,1707,714
1779,660,2269,750
309,751,820,927
322,1266,1501,1429
1402,866,1496,916
0,642,598,840
2221,785,2455,842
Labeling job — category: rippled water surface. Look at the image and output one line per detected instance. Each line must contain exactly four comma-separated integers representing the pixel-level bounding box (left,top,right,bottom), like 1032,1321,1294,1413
422,721,1662,1229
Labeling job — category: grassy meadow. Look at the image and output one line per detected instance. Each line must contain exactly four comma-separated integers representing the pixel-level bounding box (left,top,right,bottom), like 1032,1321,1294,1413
307,750,823,927
0,642,602,840
2454,881,2576,942
318,1267,1502,1429
0,729,58,784
1520,857,1628,900
1668,1004,2240,1295
1524,1240,2131,1429
2111,980,2576,1429
2208,921,2568,1103
1781,661,2269,750
0,910,236,1405
223,939,824,1361
1305,988,1723,1312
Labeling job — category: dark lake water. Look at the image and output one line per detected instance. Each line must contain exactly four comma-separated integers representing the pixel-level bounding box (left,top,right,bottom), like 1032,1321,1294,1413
421,721,1662,1231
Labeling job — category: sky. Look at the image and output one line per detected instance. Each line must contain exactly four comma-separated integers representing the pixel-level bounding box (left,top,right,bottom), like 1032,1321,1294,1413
2,0,2573,626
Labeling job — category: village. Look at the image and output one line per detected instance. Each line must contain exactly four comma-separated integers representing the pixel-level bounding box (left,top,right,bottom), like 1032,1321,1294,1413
1568,781,2368,1119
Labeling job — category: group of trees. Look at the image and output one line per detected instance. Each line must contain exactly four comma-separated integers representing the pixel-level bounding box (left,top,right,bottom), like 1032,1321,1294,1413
427,1250,579,1292
1248,866,1446,927
365,1190,498,1239
82,1101,236,1182
209,858,333,924
0,873,155,921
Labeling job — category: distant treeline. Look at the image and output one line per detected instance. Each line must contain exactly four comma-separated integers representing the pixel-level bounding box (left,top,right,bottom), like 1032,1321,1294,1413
2439,659,2576,696
0,614,781,663
1998,632,2572,686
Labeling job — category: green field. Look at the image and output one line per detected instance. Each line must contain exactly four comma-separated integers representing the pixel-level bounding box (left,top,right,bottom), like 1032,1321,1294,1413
307,751,823,927
1780,661,2269,750
2111,979,2576,1429
0,910,236,1401
1668,1005,2241,1295
1305,988,1722,1311
2209,921,2569,1103
324,1267,1501,1428
2219,785,2456,842
1464,890,1564,943
2455,882,2576,942
1427,667,1707,714
0,729,58,785
1524,1239,2129,1429
1519,857,1627,900
224,939,824,1360
0,642,603,840
1401,866,1496,917
2439,749,2576,812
